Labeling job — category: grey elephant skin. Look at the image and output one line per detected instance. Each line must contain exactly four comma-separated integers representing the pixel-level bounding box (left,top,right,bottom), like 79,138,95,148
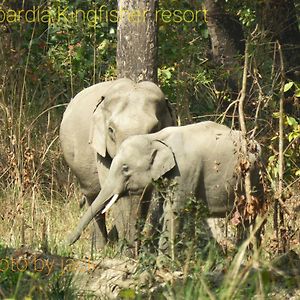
60,78,174,247
67,121,264,252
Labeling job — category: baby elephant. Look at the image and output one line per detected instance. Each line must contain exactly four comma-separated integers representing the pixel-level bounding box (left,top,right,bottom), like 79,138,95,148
67,121,263,252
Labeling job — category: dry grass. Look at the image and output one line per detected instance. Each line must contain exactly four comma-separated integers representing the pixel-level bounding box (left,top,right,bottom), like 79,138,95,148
0,39,94,259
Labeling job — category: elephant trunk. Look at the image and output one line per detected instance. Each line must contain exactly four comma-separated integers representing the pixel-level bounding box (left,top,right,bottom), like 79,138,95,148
66,184,119,246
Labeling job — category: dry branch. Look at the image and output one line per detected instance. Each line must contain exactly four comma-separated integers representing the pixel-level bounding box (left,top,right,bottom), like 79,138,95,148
276,41,288,251
277,41,285,210
237,40,253,218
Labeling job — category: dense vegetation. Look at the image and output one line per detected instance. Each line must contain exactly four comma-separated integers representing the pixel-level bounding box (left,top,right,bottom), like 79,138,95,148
0,0,299,298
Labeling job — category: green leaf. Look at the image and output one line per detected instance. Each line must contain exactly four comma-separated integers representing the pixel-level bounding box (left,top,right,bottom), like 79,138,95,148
268,155,276,162
295,89,300,97
165,70,172,79
118,288,136,299
271,136,278,141
284,82,294,92
201,28,209,39
288,131,300,142
286,116,298,127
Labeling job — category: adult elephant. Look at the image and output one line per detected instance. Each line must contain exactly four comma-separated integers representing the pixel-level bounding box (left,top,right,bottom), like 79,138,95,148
66,121,264,255
60,78,174,248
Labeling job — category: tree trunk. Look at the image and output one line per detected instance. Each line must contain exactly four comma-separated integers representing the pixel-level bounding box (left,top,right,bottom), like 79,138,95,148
117,0,158,83
203,0,244,93
257,0,300,78
204,0,244,68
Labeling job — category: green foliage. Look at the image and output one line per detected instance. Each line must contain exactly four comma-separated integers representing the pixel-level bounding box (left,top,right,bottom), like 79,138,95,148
46,0,117,90
284,81,300,97
179,196,212,257
133,235,300,299
2,1,117,108
0,243,77,299
0,0,118,195
267,78,300,181
225,0,257,29
0,245,22,297
237,7,256,27
268,114,300,179
46,272,75,299
118,288,136,299
158,0,216,121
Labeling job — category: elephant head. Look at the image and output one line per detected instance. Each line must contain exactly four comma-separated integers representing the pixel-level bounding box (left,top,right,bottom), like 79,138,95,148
90,79,174,158
67,135,176,245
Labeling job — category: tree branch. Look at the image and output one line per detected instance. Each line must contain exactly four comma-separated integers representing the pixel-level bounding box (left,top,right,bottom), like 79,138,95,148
238,40,253,216
277,41,285,210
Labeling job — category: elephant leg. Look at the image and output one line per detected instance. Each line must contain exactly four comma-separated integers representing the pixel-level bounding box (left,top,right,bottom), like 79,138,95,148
85,155,111,248
110,187,153,255
141,190,163,245
111,195,141,247
158,196,182,264
86,195,108,249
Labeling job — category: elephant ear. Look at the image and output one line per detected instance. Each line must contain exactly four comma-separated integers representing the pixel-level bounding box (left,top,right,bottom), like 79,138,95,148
150,140,175,181
90,97,106,157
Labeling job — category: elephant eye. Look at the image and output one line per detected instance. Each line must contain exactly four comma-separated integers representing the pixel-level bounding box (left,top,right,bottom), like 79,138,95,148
108,126,114,135
122,164,129,173
108,126,115,141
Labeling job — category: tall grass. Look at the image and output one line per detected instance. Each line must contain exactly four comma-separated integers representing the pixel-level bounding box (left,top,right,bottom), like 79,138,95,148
0,19,90,255
0,23,83,299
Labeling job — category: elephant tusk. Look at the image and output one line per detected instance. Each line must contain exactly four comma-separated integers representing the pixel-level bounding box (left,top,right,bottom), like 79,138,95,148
101,194,119,214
